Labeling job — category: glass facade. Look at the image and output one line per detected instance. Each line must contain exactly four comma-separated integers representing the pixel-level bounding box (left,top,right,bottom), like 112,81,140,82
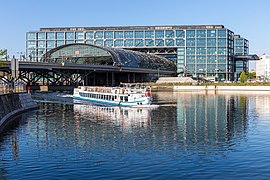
26,25,250,80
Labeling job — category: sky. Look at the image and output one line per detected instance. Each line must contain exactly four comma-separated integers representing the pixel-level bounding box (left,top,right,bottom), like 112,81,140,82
1,0,269,61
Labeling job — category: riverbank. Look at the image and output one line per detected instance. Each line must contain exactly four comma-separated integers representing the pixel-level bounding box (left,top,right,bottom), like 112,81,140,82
0,93,38,130
174,85,270,91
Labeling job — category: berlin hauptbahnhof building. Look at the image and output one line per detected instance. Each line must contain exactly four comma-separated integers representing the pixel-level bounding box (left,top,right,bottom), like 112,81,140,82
26,25,258,81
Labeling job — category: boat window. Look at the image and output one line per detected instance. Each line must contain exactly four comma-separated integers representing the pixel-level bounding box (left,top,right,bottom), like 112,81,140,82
112,95,114,101
124,96,128,102
120,96,123,101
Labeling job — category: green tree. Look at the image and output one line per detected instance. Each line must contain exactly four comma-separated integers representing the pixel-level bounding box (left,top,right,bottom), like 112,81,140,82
0,49,8,67
240,70,248,83
248,71,256,79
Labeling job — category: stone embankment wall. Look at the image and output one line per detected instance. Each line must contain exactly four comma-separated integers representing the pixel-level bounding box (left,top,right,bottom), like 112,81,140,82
174,86,270,91
0,93,38,128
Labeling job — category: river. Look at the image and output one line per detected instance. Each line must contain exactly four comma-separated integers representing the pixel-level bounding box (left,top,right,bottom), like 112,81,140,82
1,91,270,179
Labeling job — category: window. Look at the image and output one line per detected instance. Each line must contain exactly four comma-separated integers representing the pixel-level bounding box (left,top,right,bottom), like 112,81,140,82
176,30,185,38
176,39,185,46
46,32,55,40
124,39,134,47
196,30,206,38
207,39,216,47
135,31,144,38
207,56,217,63
76,32,84,39
47,41,55,48
124,31,134,38
28,32,36,40
165,30,174,38
145,31,154,38
207,30,216,37
27,41,36,48
165,39,174,46
38,41,45,48
196,47,206,55
105,31,113,39
155,30,164,38
218,47,227,55
196,39,206,47
114,31,123,39
56,40,64,47
56,32,64,39
197,56,206,63
95,31,103,39
155,39,164,46
218,38,227,47
86,40,94,44
104,40,113,47
186,39,195,46
115,40,123,47
186,47,195,55
186,30,195,38
145,39,154,46
218,29,226,38
86,32,94,39
135,39,144,47
66,32,74,40
95,40,103,46
207,48,216,55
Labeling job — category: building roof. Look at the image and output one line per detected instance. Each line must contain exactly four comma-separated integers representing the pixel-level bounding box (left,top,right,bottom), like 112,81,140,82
39,25,225,32
41,43,176,71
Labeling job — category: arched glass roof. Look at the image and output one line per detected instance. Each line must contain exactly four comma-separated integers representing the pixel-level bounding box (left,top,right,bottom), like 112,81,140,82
41,43,176,71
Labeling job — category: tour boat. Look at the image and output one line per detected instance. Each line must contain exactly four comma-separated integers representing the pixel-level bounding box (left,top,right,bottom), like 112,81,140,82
73,83,152,107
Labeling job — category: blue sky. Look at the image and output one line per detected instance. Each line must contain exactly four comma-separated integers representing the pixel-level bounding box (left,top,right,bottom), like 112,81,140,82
1,0,269,58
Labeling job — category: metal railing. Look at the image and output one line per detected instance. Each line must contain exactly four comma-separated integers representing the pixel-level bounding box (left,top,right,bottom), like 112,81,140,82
0,84,26,95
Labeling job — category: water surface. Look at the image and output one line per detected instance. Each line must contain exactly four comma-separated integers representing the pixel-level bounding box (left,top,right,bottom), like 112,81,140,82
1,92,270,179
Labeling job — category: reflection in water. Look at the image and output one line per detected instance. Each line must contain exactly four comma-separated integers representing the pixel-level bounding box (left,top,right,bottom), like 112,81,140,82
1,92,270,179
73,104,152,132
176,93,248,152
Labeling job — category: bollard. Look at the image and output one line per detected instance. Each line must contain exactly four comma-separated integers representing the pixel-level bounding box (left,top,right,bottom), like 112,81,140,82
27,86,31,95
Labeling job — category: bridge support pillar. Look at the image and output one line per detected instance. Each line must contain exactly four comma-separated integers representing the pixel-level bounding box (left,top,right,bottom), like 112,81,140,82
111,72,115,86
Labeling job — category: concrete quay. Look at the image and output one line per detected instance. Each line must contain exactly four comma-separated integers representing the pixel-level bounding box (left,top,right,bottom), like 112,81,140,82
174,86,270,91
0,93,38,130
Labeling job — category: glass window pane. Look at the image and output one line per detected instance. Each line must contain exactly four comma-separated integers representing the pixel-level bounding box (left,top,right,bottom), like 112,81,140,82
56,32,64,39
95,40,103,46
38,41,45,48
176,39,185,46
75,40,84,43
66,32,74,40
165,30,174,38
165,39,174,46
196,47,206,55
176,30,185,38
196,30,206,38
66,40,74,44
76,32,84,39
124,39,133,47
104,31,113,39
27,41,36,48
186,47,195,55
186,30,195,38
38,32,45,40
207,56,217,63
86,32,94,39
186,39,195,46
197,56,206,63
124,31,133,39
145,31,154,38
56,40,64,47
86,40,94,44
218,29,226,37
47,32,55,40
47,41,55,48
207,47,216,55
218,55,227,63
135,31,144,38
196,39,206,46
155,39,164,46
186,55,195,63
207,30,216,37
155,30,164,38
135,39,144,47
28,32,36,40
115,40,123,47
218,38,227,47
115,31,123,39
207,39,216,47
145,39,154,46
218,47,227,55
104,40,113,47
95,31,104,39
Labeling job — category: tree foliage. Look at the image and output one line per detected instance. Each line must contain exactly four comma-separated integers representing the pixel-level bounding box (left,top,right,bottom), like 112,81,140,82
240,70,248,83
0,49,8,67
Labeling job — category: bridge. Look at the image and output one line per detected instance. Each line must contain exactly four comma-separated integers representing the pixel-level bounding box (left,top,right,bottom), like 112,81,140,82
0,44,176,91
